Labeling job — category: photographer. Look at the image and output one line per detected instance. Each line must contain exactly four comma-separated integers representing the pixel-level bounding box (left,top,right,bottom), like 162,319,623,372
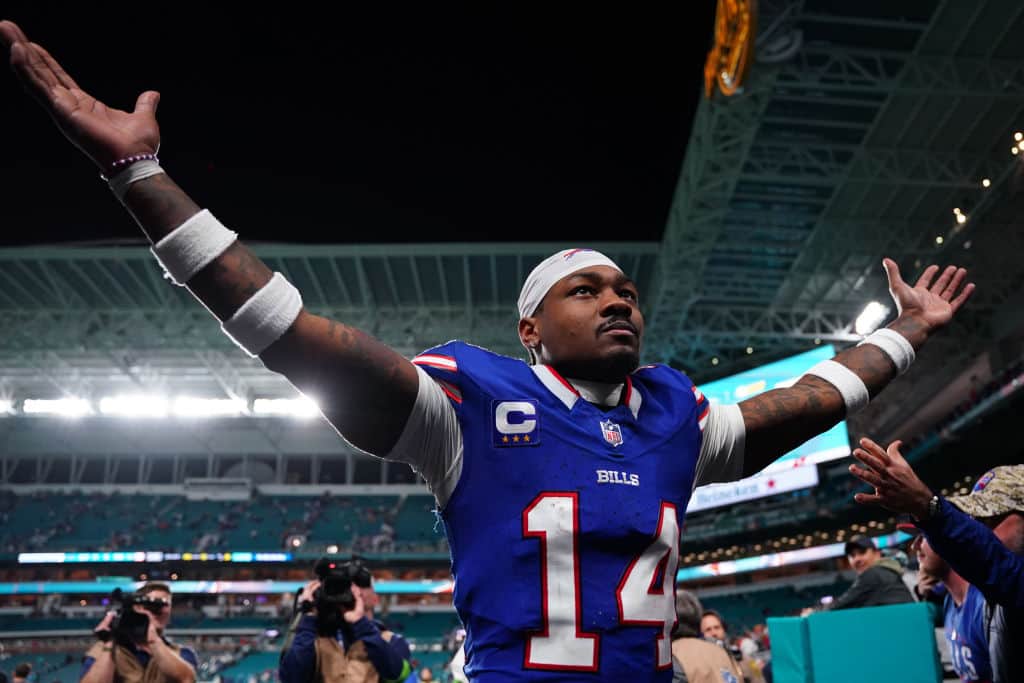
81,582,197,683
279,558,410,683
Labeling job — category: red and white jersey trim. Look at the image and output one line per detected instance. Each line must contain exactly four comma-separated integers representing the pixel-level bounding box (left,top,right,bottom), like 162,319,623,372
697,404,711,431
436,379,463,404
532,365,642,419
532,365,580,410
624,376,642,419
413,354,458,373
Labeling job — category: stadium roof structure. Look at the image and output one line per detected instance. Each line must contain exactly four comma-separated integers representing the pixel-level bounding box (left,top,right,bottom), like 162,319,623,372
1,0,1023,480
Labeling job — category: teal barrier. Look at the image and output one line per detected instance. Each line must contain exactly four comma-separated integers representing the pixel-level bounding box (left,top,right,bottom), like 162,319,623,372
767,616,813,683
768,602,941,683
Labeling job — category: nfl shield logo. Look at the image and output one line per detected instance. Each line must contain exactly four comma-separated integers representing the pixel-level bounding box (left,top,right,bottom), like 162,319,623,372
600,419,623,447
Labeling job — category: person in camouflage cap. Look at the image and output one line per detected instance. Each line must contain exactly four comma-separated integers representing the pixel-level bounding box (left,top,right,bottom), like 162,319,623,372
946,465,1024,520
847,438,1022,683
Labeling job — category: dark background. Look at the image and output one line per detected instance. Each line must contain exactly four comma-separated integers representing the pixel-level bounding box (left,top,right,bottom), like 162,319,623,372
0,5,714,246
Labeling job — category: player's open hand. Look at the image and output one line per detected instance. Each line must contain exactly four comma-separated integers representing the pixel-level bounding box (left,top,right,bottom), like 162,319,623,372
849,437,934,519
882,257,974,334
0,20,160,172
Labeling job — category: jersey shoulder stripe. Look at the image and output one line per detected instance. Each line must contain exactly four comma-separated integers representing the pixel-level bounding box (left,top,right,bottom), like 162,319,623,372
412,354,458,372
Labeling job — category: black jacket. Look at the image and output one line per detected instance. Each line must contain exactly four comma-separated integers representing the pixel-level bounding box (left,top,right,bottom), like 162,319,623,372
828,558,914,611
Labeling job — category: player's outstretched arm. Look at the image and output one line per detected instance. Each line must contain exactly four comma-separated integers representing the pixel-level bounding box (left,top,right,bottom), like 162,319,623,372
0,20,419,455
737,258,974,478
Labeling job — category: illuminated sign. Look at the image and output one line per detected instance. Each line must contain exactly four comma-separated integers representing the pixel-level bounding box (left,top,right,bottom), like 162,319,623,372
690,466,818,513
698,345,851,474
17,551,292,564
0,579,454,595
704,0,757,98
676,531,913,581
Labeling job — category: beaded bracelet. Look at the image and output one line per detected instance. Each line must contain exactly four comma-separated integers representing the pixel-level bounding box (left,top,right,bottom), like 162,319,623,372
102,153,159,180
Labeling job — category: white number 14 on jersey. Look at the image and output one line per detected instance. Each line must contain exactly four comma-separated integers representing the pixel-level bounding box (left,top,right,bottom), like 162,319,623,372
523,493,680,671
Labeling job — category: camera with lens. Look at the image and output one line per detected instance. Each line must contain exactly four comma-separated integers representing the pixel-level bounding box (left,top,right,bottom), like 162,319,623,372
96,588,169,646
312,556,372,612
300,557,372,633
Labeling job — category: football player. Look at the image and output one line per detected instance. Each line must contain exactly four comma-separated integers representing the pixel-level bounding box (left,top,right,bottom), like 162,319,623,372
1,21,974,681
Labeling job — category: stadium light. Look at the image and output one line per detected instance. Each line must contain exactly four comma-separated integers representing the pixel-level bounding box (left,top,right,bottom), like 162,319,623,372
982,178,991,188
936,235,945,245
23,398,93,417
956,213,967,225
1016,132,1023,142
253,397,320,418
855,301,889,335
0,399,13,414
99,395,168,417
173,397,247,417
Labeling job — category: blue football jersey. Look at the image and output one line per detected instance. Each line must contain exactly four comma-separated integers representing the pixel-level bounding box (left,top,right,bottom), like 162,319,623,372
412,341,709,682
944,585,992,682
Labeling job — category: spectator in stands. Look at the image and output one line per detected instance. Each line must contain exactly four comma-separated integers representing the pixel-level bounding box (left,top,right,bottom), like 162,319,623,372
279,558,410,683
849,440,1023,683
12,664,31,683
826,534,914,610
81,582,197,683
699,610,728,644
672,591,744,683
912,532,991,682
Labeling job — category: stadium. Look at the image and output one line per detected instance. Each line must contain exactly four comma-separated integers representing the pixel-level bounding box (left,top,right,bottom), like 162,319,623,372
1,2,1023,682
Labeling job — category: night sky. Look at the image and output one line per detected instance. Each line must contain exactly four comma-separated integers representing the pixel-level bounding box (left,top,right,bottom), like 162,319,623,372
0,6,714,247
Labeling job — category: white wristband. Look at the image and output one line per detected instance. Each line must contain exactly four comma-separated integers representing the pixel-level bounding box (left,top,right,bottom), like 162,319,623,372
107,160,165,202
151,210,239,286
222,273,303,357
804,360,870,414
858,328,915,375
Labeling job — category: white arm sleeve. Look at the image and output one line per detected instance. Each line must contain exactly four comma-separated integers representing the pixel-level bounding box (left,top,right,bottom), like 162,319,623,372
693,403,746,488
385,365,464,507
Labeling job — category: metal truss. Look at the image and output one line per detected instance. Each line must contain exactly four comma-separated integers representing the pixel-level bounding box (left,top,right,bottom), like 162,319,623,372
775,48,1024,99
646,0,1024,376
742,144,1005,190
644,73,777,363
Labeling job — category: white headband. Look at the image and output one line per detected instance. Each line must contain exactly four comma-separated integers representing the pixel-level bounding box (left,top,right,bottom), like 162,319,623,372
517,248,623,319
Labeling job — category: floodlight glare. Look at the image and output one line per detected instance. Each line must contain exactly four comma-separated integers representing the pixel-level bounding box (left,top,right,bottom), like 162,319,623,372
99,395,168,417
173,397,246,417
855,301,889,335
252,397,320,418
24,398,93,417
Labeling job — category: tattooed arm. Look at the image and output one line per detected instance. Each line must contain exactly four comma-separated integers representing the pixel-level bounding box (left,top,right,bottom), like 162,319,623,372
124,176,418,454
1,22,418,455
738,262,973,479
